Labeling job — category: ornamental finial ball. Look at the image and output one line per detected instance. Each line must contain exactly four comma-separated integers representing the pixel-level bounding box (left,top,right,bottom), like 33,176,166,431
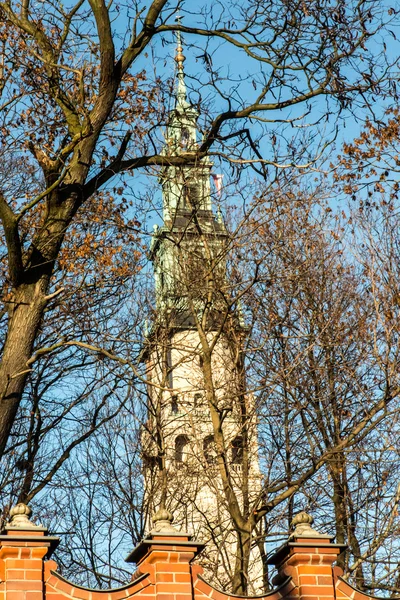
291,511,314,529
290,511,323,538
8,503,34,528
153,507,173,525
151,508,177,533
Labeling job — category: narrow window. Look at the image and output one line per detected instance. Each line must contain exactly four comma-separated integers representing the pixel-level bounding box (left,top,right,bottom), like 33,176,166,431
204,435,217,464
175,435,189,463
143,454,158,470
181,180,201,209
232,436,243,464
182,183,190,208
194,393,203,407
171,395,179,414
181,128,190,148
166,347,173,388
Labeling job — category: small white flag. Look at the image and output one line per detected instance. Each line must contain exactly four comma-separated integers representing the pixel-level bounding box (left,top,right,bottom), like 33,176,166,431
211,174,224,197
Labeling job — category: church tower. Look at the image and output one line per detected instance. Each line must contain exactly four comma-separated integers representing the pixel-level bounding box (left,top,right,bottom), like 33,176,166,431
142,30,264,594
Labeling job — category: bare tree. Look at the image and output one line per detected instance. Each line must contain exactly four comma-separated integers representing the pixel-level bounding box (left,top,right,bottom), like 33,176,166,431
0,0,392,458
139,172,400,594
3,173,400,595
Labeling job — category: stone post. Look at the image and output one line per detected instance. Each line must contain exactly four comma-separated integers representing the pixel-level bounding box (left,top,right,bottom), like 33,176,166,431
126,509,204,600
267,512,346,600
0,503,59,600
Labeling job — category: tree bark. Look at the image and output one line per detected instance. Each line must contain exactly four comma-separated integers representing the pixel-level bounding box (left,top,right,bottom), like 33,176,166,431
0,281,47,456
232,528,252,595
0,191,78,456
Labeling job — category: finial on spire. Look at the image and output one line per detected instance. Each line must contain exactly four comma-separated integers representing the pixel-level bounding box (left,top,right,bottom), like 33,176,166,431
175,15,189,110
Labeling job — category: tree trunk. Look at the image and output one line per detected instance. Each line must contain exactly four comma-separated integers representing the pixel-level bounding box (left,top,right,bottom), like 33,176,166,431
232,528,252,595
0,191,79,457
330,456,365,588
331,458,347,571
0,279,48,456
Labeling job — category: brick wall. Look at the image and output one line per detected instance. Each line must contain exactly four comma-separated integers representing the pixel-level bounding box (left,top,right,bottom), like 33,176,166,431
0,505,377,600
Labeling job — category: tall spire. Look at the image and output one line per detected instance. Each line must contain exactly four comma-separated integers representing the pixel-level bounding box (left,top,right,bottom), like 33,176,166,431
162,15,199,160
175,16,190,110
158,16,215,224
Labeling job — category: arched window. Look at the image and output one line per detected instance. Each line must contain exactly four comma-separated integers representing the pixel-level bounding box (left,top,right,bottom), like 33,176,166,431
204,435,217,464
231,436,244,464
181,180,201,209
175,435,189,463
143,454,158,470
181,128,190,148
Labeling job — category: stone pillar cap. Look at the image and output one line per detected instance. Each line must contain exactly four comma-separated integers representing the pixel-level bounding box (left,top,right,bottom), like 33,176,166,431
149,507,192,537
4,503,47,532
126,508,204,564
151,508,177,534
289,511,333,539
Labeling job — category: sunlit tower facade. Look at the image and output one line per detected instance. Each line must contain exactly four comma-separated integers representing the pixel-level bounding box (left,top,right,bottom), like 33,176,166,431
142,31,264,593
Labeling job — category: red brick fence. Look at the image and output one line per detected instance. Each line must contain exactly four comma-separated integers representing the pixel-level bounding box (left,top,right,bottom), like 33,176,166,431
0,504,384,600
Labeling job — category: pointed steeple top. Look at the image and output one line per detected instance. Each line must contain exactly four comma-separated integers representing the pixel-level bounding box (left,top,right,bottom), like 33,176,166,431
175,16,190,110
163,16,199,157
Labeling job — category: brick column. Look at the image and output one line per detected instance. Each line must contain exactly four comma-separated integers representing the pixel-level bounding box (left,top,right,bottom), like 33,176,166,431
126,509,204,600
267,512,346,600
0,503,59,600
